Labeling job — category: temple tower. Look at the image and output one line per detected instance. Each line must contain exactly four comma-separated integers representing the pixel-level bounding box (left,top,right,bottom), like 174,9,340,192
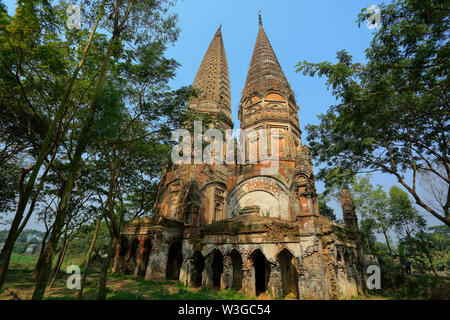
114,20,364,300
153,27,232,224
230,15,319,220
238,15,302,161
188,26,233,129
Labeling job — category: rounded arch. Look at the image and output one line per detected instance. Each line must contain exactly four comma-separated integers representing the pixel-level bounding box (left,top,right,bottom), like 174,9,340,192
166,240,183,280
230,249,243,291
244,94,263,107
337,250,343,263
119,237,129,257
209,249,224,290
200,182,227,224
157,178,189,220
264,92,286,102
125,238,139,275
199,181,227,193
250,249,270,296
191,250,205,288
136,237,152,278
277,248,299,299
226,176,289,220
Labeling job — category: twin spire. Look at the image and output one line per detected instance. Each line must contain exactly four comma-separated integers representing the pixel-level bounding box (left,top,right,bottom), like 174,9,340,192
189,16,294,121
189,26,231,123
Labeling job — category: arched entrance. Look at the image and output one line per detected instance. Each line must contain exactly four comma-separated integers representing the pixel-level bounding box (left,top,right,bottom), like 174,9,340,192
277,249,299,298
251,250,270,296
115,237,129,273
230,250,243,290
166,241,183,280
210,249,223,290
125,238,139,274
191,251,205,287
136,238,152,278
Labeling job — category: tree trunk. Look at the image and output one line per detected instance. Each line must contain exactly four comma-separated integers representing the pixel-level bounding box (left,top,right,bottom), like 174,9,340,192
0,240,16,289
78,218,102,299
0,6,104,292
31,229,61,300
381,227,395,259
31,28,120,301
31,228,52,281
49,239,69,288
97,236,118,300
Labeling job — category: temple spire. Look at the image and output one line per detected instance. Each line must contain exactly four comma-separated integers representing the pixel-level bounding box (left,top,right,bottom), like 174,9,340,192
242,18,294,100
189,26,232,125
258,9,263,26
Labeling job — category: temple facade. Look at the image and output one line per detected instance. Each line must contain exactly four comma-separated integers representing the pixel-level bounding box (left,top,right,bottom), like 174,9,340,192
112,17,365,300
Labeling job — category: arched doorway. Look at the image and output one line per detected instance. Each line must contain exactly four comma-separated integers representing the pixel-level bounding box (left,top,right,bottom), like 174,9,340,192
277,249,299,298
137,238,152,278
191,251,205,287
251,250,270,296
118,237,128,259
210,249,223,290
230,250,243,290
116,237,129,273
166,241,183,280
125,238,139,275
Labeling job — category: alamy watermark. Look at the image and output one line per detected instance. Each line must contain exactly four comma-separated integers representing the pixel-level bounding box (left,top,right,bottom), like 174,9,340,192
66,5,81,30
171,121,281,174
366,265,381,289
366,5,381,30
66,265,81,289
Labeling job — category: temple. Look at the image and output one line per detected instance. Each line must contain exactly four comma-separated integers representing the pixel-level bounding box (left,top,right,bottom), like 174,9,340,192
112,17,365,300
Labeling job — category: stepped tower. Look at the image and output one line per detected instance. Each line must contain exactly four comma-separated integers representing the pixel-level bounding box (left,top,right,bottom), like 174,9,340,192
113,17,364,300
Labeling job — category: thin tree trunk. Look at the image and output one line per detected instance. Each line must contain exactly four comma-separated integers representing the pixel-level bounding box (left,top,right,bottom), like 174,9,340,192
0,157,53,289
97,236,118,300
31,28,121,301
32,232,50,282
49,238,70,288
78,218,102,299
0,8,103,291
381,227,395,258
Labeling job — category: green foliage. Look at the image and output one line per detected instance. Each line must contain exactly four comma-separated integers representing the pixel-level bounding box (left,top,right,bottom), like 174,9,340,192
318,194,337,221
107,291,145,300
65,221,110,264
0,162,20,214
346,175,449,276
389,185,427,238
350,175,395,255
296,0,450,226
0,229,44,254
376,274,450,300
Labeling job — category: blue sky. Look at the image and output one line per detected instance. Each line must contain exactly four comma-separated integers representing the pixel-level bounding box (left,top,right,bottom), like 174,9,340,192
2,0,441,228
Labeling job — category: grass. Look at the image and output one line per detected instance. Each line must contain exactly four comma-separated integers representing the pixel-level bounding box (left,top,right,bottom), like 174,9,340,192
2,256,448,300
0,264,251,300
9,253,39,270
374,273,450,300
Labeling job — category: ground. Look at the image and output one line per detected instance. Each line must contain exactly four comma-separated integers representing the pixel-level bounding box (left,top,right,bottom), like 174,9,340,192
1,254,447,300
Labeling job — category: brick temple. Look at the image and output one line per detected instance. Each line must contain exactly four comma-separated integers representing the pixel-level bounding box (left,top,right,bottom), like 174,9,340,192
112,16,365,300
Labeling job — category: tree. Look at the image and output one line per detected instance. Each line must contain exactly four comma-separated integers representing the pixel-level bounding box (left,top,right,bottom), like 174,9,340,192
296,0,450,226
389,186,439,274
0,0,106,290
29,0,185,300
0,163,20,217
88,80,192,299
389,186,427,240
351,175,395,257
318,194,337,221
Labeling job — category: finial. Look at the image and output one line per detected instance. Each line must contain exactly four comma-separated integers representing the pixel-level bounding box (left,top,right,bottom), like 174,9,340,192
258,9,262,26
